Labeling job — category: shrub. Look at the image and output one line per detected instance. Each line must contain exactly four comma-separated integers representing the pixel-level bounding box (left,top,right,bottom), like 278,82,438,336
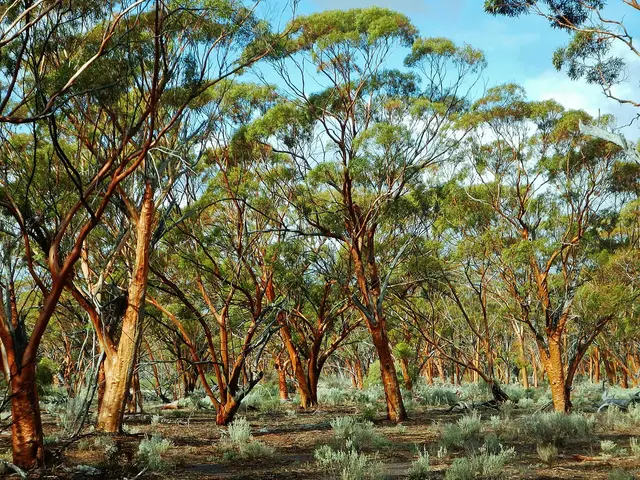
94,435,118,461
138,435,172,471
417,385,459,406
240,385,281,412
36,358,58,392
358,404,377,422
600,402,640,430
363,361,383,389
314,445,383,480
629,437,640,457
444,447,515,480
517,398,535,410
536,444,558,465
629,403,640,425
600,440,626,459
222,417,274,460
440,412,483,452
516,412,595,446
236,440,275,459
408,447,430,480
330,416,386,451
607,469,636,480
318,387,349,406
488,415,514,439
57,389,93,436
226,417,252,445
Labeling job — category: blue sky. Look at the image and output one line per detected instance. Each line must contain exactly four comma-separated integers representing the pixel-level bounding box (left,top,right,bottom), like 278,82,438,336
262,0,640,136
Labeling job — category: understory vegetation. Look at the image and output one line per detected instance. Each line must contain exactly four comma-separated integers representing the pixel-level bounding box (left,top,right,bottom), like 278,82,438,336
0,0,638,478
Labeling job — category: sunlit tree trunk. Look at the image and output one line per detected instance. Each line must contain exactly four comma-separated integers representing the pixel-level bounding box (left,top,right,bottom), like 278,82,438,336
274,353,289,400
539,335,570,413
96,183,154,432
10,362,44,470
370,324,407,422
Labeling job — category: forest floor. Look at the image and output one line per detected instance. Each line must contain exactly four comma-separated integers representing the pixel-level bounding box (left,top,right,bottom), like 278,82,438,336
1,393,639,480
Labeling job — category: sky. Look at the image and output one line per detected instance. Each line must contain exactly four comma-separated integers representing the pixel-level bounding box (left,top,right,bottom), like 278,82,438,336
263,0,640,138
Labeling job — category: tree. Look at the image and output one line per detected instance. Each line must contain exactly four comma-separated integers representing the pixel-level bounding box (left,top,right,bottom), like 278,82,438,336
464,84,626,411
249,8,486,422
0,1,163,465
275,241,360,407
485,1,640,116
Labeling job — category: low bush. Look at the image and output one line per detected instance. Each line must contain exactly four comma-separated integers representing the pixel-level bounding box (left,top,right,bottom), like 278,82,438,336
536,444,558,465
440,412,483,452
318,387,350,406
444,447,515,480
408,447,430,480
241,385,281,412
314,445,383,480
416,385,459,406
138,435,173,471
600,440,626,459
607,469,636,480
513,412,595,446
330,416,386,451
221,417,274,460
629,437,640,457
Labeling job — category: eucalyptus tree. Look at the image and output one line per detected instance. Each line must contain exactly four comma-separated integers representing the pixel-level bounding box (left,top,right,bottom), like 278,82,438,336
0,0,148,124
248,7,486,422
274,239,360,407
485,0,640,115
397,187,514,401
144,79,293,424
463,84,626,411
0,0,278,464
65,2,280,434
0,0,167,467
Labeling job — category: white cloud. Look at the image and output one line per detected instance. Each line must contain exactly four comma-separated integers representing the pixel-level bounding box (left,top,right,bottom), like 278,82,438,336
523,59,640,140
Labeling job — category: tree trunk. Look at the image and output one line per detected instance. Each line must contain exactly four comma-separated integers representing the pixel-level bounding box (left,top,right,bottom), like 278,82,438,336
516,335,529,389
10,362,45,469
275,356,289,401
399,358,413,391
96,182,153,432
593,347,600,384
370,325,407,422
216,398,241,425
308,364,320,405
126,371,143,414
542,336,570,413
355,357,364,390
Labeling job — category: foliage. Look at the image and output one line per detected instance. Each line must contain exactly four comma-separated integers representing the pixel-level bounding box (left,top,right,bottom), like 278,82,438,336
514,412,595,446
536,444,558,465
408,447,431,479
137,435,173,471
221,417,275,460
314,445,383,480
440,412,484,452
330,417,387,451
444,446,515,480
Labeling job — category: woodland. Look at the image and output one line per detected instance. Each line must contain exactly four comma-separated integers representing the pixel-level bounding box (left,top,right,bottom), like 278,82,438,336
0,0,639,478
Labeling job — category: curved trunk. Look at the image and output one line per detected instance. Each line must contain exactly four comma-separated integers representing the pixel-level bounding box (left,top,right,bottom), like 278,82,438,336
96,183,153,432
216,398,241,426
370,324,407,422
10,362,44,469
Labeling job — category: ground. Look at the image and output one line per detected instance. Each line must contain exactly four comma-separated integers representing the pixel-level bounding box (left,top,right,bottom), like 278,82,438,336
2,385,640,479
